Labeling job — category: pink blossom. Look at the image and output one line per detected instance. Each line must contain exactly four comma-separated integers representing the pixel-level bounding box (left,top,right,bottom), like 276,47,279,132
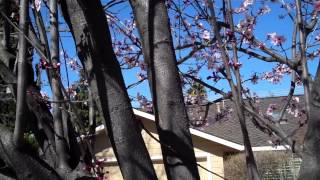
136,73,145,81
137,93,153,112
234,7,247,14
293,96,300,103
196,22,204,29
314,1,320,12
202,30,210,41
40,91,49,101
234,0,253,13
243,0,253,8
258,42,266,49
237,16,255,40
266,104,277,116
267,32,286,46
68,59,81,71
139,62,147,71
34,0,42,12
263,64,291,84
258,5,271,15
228,60,242,69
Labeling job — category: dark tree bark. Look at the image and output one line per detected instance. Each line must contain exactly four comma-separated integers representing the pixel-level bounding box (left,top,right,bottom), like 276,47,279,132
130,0,200,179
60,0,157,179
13,0,28,147
0,125,62,180
298,64,320,179
0,2,90,178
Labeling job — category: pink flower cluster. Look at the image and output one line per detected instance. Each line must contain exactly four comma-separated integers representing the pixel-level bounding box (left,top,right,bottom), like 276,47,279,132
234,0,253,13
286,96,305,119
263,64,291,84
137,93,153,113
237,16,256,42
83,158,108,180
266,103,277,116
267,32,286,46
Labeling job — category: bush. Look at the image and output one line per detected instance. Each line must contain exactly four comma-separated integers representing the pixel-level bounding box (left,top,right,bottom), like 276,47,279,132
224,151,299,180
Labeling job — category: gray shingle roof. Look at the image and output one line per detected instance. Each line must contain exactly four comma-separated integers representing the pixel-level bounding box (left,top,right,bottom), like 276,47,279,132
187,96,306,147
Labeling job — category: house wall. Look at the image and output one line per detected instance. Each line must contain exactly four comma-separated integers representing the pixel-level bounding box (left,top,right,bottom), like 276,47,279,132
94,118,226,180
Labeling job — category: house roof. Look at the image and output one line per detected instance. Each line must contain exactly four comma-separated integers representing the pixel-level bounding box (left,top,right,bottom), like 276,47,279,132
96,96,306,152
187,95,306,148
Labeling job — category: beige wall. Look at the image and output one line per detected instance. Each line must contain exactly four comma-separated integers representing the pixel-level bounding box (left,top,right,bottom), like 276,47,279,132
95,118,226,180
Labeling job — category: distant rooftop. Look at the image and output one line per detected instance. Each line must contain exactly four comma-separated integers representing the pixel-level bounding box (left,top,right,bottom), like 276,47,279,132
187,95,306,147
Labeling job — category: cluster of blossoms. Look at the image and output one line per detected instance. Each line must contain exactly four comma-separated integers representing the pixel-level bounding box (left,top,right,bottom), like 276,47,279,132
266,103,277,116
236,16,256,43
32,0,42,12
202,30,210,41
285,96,306,123
39,58,61,70
137,93,153,113
234,0,253,13
228,59,242,69
136,72,146,81
67,59,82,71
263,64,292,84
315,1,320,12
106,14,141,70
188,106,208,127
83,158,109,180
185,94,206,105
308,47,320,60
267,32,286,46
257,5,271,15
66,85,79,99
61,51,82,71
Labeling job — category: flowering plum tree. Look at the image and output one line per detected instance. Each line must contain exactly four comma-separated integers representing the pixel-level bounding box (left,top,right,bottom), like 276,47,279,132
107,0,320,179
0,0,320,180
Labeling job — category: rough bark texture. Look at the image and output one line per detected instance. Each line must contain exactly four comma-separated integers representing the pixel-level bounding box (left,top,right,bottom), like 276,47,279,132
0,125,62,180
13,0,28,147
298,67,320,179
60,0,157,179
0,1,90,177
130,0,200,179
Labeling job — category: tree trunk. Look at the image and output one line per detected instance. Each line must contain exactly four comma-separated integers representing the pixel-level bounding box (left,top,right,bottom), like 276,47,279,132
0,125,62,180
60,0,157,179
130,0,200,179
298,65,320,179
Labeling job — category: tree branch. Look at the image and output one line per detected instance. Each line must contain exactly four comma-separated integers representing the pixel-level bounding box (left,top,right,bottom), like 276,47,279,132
13,0,29,147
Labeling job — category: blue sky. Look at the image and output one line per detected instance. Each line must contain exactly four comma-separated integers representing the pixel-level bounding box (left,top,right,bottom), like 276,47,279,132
34,0,319,108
